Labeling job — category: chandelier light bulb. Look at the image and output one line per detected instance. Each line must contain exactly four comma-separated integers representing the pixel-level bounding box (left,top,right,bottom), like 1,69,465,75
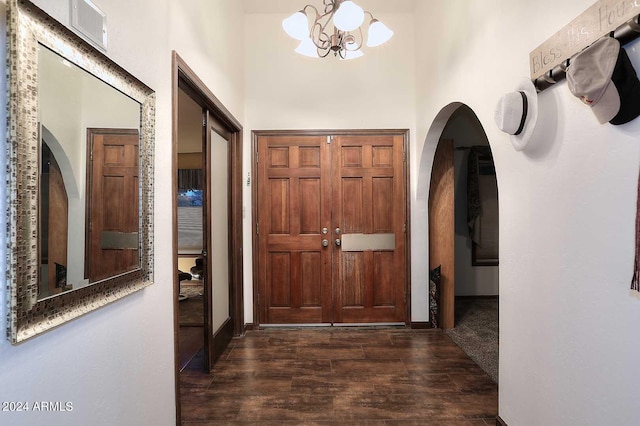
282,11,309,40
367,20,394,47
345,40,359,51
333,1,365,32
295,37,319,58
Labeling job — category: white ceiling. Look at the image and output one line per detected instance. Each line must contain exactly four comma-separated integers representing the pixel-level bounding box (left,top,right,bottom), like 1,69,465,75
243,0,417,14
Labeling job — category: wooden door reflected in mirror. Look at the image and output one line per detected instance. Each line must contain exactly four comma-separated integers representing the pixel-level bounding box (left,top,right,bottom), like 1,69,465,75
86,128,140,283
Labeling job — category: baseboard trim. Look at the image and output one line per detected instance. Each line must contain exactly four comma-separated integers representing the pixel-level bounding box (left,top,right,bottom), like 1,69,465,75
247,322,436,330
456,295,499,299
496,415,508,426
211,317,234,366
410,321,430,329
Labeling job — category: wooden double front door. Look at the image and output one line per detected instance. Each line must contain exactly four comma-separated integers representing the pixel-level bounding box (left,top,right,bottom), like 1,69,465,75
87,128,140,283
256,132,408,325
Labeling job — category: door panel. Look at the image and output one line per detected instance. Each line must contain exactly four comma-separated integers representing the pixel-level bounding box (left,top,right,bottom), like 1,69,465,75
258,136,332,324
332,135,406,323
429,139,455,329
209,128,230,334
86,128,139,283
203,111,237,370
256,133,406,325
41,144,68,295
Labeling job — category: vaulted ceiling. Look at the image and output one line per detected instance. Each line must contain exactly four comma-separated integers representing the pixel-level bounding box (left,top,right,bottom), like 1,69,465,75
242,0,417,14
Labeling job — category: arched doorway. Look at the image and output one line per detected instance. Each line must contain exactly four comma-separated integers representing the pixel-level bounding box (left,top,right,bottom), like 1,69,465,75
433,104,499,326
418,103,499,382
420,103,499,381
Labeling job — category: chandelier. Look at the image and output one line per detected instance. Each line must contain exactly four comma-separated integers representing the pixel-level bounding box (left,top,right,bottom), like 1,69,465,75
282,0,394,60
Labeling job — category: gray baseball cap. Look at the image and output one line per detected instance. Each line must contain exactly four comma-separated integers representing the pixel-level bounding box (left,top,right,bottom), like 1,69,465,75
567,37,640,125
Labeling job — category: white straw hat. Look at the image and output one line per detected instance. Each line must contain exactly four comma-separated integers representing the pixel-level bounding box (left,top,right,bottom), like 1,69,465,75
494,78,539,151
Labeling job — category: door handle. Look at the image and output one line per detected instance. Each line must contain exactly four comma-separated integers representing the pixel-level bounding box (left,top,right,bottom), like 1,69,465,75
322,239,329,247
335,239,341,247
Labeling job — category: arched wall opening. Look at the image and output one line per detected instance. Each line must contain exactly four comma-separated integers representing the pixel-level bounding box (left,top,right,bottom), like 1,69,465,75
417,102,499,331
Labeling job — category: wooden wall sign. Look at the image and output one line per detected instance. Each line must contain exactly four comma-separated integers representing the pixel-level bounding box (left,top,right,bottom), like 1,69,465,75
530,0,640,80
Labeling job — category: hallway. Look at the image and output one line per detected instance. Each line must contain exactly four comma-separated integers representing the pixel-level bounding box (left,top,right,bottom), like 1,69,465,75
179,328,497,424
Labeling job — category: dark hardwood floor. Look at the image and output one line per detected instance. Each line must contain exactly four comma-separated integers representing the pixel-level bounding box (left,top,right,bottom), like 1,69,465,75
179,326,204,372
178,282,206,371
179,327,497,425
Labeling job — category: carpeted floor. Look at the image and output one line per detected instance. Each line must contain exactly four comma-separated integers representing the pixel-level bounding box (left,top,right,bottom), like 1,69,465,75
445,297,499,383
180,281,203,298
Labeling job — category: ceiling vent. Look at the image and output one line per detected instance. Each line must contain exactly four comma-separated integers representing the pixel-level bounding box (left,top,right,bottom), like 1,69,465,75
70,0,107,51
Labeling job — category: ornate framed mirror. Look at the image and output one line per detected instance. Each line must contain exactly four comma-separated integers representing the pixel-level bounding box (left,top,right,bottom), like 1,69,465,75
6,0,155,343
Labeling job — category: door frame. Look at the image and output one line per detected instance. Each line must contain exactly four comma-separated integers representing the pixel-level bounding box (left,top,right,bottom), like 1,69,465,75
85,127,140,282
171,51,244,424
251,129,411,327
428,138,455,329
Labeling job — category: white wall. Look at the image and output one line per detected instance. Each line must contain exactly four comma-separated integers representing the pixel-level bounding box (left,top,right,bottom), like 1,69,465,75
243,7,417,322
413,0,640,424
169,0,245,121
0,1,245,425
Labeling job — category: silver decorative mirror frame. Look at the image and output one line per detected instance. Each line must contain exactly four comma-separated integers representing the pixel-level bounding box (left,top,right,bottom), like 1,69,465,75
6,0,155,343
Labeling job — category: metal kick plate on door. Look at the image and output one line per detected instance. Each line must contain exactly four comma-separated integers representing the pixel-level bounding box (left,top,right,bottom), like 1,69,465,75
100,232,139,250
340,233,395,251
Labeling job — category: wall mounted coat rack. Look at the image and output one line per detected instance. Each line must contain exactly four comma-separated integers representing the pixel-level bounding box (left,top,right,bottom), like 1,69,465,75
530,0,640,92
534,14,640,92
